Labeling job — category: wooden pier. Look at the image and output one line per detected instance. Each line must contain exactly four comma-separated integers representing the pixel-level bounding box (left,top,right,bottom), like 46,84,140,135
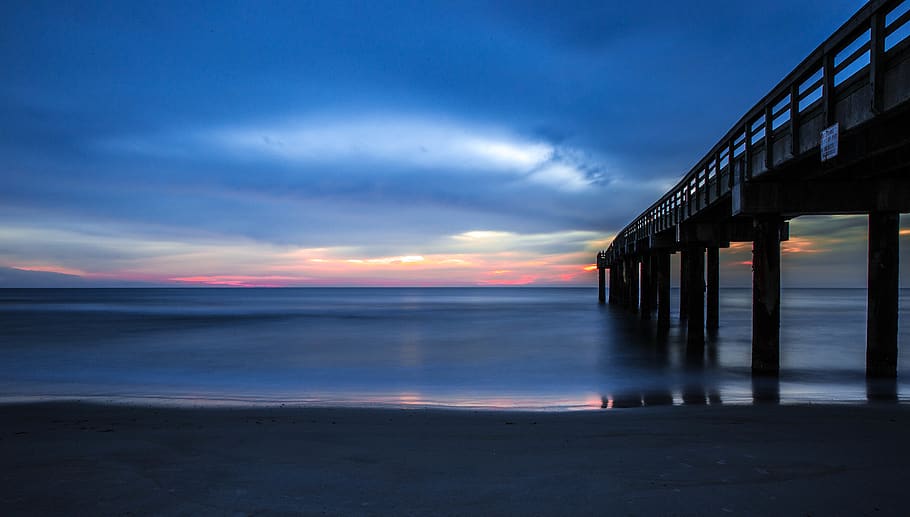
597,0,910,378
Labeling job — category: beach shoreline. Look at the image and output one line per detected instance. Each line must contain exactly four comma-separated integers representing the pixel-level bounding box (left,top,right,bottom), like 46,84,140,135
3,401,909,515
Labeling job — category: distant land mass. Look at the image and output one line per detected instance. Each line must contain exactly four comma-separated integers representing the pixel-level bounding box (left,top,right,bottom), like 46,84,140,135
0,267,168,288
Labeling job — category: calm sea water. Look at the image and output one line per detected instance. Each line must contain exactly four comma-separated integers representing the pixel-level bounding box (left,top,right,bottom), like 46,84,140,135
0,288,907,409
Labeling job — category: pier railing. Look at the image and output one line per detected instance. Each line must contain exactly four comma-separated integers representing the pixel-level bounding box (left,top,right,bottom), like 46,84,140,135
599,0,910,267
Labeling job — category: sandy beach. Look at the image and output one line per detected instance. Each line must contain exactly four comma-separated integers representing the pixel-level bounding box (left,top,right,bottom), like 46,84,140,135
1,402,908,515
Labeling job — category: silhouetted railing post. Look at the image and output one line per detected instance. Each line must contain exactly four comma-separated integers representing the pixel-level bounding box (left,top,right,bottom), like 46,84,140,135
752,216,783,375
871,11,885,113
867,211,899,378
789,83,800,156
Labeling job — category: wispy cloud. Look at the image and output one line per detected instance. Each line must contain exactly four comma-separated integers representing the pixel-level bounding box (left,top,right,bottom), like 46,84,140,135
106,114,608,193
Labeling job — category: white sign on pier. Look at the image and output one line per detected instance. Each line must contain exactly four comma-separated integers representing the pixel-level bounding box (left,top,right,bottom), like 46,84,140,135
821,123,839,161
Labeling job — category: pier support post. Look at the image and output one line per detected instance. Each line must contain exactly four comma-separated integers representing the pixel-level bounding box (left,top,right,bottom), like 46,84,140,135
867,212,899,378
686,245,706,350
649,256,658,315
657,252,671,329
752,216,783,376
608,267,615,304
618,260,627,307
620,259,629,308
612,266,620,305
628,257,639,314
640,255,652,320
706,247,719,330
680,249,689,320
598,267,606,304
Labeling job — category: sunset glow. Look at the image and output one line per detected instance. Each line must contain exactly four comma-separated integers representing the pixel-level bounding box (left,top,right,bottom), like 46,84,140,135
4,218,908,287
782,236,829,254
0,2,907,289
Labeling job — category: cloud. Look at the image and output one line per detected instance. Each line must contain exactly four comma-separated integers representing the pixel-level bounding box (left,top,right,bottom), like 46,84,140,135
448,229,605,255
104,114,605,194
346,255,425,265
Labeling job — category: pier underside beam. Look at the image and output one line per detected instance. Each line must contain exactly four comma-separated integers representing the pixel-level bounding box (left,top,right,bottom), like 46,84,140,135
733,179,910,217
752,216,783,376
628,257,639,314
706,247,720,330
867,212,899,378
598,267,606,304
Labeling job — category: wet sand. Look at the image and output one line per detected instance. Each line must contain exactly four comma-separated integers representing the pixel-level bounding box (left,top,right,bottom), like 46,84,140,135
2,402,909,515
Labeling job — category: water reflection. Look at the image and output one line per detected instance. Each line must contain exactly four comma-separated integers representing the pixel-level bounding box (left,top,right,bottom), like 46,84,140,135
601,303,759,408
1,288,906,410
751,376,780,404
867,378,898,402
599,298,901,407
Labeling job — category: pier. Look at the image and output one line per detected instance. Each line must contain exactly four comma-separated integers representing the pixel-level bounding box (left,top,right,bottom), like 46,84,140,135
597,0,910,378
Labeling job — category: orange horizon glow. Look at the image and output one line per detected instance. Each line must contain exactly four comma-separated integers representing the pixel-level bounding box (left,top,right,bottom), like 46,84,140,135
781,236,828,254
170,275,306,287
5,255,601,287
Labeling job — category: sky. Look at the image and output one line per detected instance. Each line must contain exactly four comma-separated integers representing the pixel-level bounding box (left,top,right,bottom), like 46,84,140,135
1,0,906,287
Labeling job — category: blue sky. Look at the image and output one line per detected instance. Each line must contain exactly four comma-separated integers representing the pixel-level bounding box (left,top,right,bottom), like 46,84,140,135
1,0,905,287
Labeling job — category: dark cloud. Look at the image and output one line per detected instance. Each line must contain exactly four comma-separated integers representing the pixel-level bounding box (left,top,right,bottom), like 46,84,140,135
0,267,88,288
0,267,166,288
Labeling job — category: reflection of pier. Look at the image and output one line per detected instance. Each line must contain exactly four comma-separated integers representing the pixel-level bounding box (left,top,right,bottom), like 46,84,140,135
597,0,910,379
600,318,729,407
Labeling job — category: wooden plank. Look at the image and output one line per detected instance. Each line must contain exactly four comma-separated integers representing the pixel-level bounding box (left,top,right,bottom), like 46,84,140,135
885,6,910,38
798,76,824,101
833,41,871,75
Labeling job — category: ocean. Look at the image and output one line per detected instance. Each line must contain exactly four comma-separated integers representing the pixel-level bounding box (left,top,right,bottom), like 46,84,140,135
0,287,907,409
